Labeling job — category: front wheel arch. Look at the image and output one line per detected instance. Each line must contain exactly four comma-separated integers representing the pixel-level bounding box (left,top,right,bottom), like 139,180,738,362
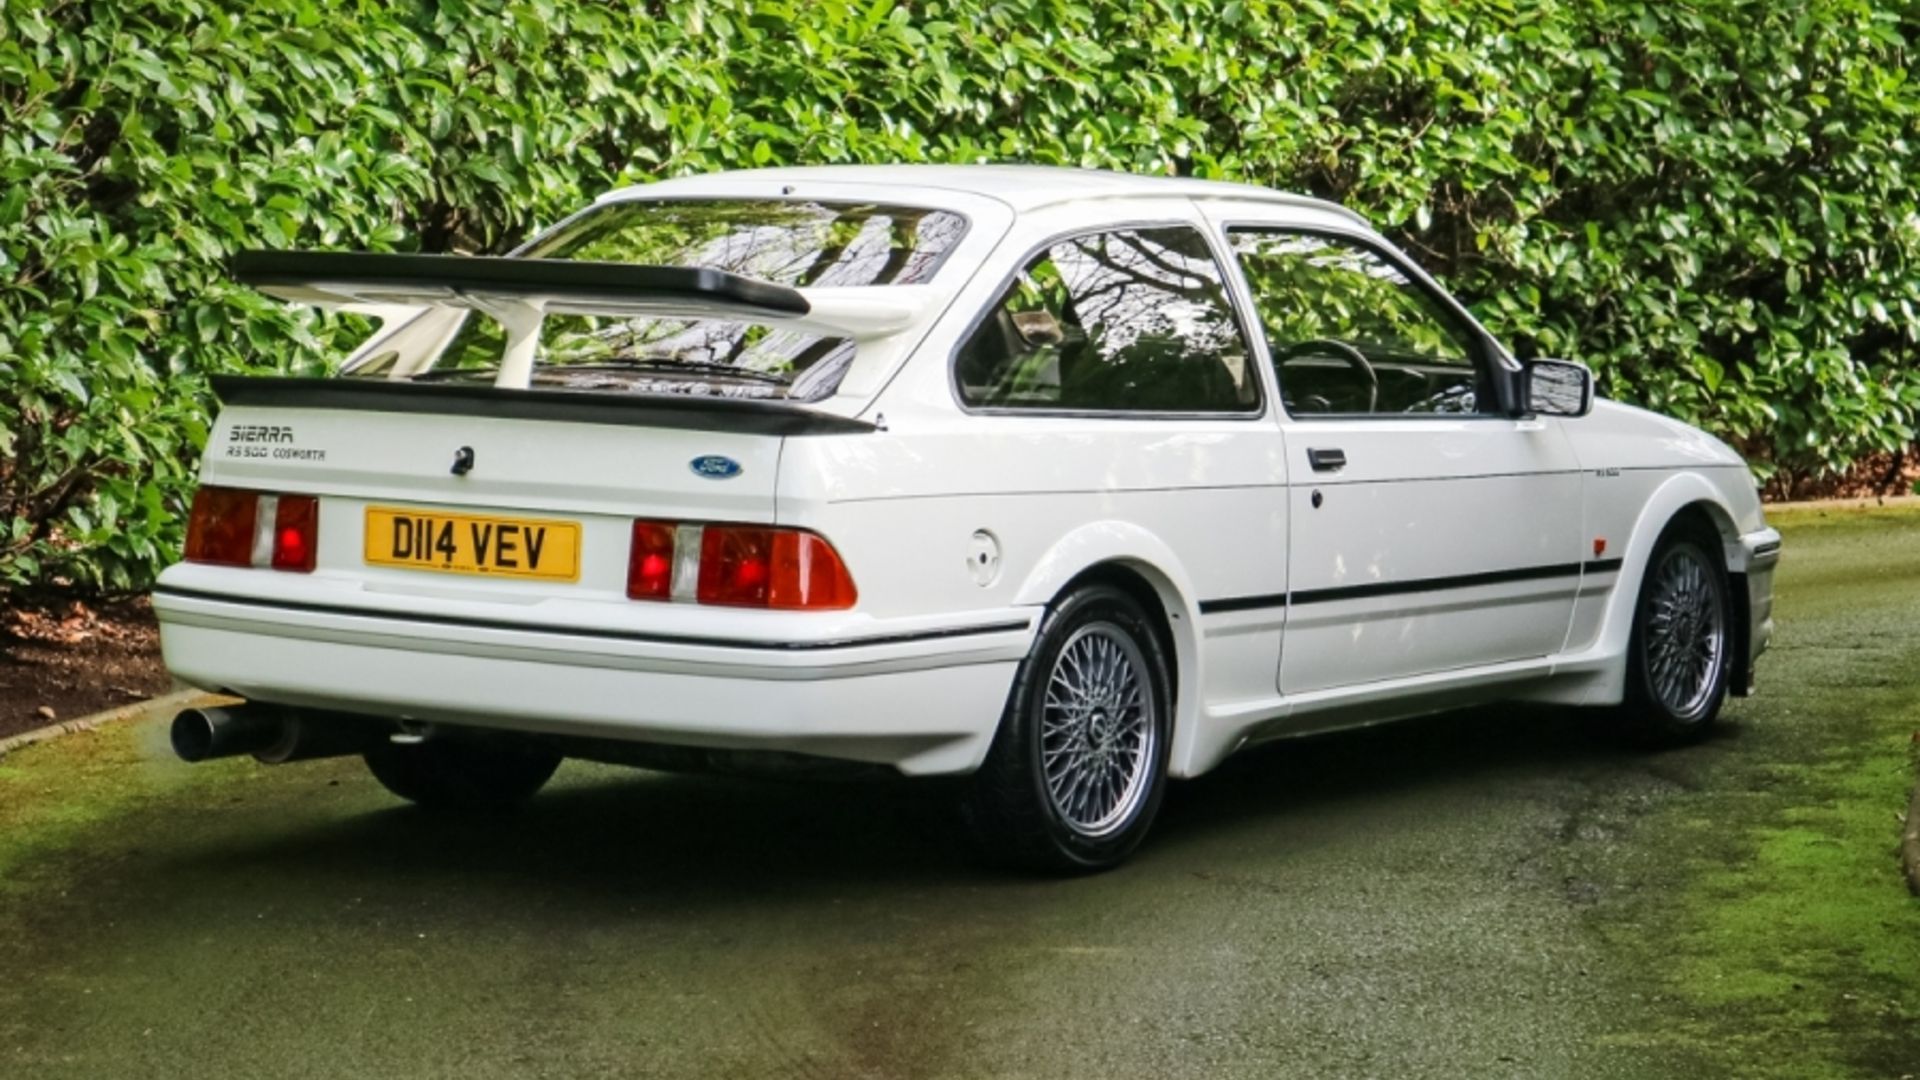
1614,515,1736,744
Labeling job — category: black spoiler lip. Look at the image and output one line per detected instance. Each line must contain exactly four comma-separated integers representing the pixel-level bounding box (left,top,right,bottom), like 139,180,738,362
229,250,811,317
209,376,876,437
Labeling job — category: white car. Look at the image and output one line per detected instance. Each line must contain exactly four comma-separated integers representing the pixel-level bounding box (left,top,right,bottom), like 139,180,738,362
155,165,1780,871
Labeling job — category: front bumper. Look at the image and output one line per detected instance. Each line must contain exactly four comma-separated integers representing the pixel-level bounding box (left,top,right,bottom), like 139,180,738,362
1736,527,1782,694
152,570,1033,776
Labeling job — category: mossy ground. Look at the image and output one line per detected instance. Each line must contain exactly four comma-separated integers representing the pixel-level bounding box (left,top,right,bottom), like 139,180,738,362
1594,504,1920,1078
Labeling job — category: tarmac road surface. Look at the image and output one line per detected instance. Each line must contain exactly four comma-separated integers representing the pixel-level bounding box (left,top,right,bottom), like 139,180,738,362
4,505,1916,1079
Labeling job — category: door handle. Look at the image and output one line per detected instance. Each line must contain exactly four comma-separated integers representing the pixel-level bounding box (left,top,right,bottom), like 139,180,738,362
1308,447,1347,472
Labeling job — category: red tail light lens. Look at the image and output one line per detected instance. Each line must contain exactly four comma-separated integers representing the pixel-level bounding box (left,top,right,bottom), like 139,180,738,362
697,526,857,610
769,530,858,610
184,487,258,567
270,495,318,572
626,520,676,600
698,526,774,606
184,487,317,572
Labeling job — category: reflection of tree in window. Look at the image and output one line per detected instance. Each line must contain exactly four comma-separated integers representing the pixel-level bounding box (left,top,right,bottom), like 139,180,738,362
956,227,1258,414
541,200,963,288
1229,230,1486,416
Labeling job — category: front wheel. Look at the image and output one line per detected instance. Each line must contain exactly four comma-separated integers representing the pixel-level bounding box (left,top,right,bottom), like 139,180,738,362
364,737,562,811
961,584,1173,873
1617,525,1733,745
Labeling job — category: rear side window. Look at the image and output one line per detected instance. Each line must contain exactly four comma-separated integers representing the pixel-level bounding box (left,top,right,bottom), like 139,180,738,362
954,226,1260,414
384,200,967,402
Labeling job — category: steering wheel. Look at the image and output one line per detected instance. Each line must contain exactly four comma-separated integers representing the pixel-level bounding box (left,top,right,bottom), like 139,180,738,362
1276,338,1378,414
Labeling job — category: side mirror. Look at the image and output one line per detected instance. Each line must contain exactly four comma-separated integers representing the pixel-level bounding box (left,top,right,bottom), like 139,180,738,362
1521,358,1594,418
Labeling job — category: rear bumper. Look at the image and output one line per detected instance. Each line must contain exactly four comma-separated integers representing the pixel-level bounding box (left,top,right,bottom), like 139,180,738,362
1736,527,1782,694
152,574,1033,776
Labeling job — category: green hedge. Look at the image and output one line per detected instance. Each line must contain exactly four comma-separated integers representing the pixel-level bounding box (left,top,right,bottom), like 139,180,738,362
3,0,1917,594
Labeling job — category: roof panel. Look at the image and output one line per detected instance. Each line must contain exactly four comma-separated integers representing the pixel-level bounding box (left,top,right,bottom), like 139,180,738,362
603,164,1367,223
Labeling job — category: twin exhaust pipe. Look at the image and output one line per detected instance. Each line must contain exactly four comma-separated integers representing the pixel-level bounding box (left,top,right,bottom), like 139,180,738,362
170,705,391,765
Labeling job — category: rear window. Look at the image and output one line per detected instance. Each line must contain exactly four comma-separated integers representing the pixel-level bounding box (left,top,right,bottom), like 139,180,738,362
373,200,967,402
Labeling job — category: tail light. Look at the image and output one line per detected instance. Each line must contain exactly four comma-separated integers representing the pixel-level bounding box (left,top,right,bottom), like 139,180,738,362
183,488,258,567
698,526,857,609
184,486,318,573
626,520,856,610
625,520,677,600
269,495,319,572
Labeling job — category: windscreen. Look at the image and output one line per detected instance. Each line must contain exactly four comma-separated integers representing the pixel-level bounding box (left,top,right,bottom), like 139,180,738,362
367,199,967,401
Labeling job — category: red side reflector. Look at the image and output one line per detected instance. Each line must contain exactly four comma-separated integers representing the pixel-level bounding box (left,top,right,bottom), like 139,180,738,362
698,526,856,610
271,495,318,572
183,487,258,567
626,520,676,600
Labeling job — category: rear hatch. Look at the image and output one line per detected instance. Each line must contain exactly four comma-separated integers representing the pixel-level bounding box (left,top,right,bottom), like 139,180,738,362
189,194,970,607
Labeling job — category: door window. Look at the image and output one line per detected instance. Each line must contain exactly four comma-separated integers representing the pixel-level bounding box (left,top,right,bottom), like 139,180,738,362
1227,230,1490,416
955,226,1260,414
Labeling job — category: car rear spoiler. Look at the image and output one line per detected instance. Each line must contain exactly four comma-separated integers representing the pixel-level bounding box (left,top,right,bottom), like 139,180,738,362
233,251,814,320
209,375,878,436
230,250,934,389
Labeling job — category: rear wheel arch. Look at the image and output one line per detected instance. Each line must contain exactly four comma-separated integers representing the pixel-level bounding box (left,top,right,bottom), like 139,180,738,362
966,574,1178,871
1054,561,1188,714
1011,527,1207,765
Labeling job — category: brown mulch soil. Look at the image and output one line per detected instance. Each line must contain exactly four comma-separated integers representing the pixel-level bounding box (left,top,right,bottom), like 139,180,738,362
0,598,174,742
1760,448,1920,502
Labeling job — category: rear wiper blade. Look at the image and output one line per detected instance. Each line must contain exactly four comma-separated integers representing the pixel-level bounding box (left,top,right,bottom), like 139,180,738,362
537,358,789,385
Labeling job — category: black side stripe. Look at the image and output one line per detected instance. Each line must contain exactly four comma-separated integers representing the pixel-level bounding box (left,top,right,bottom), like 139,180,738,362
1196,593,1290,616
1199,558,1623,615
153,585,1029,652
1291,562,1587,605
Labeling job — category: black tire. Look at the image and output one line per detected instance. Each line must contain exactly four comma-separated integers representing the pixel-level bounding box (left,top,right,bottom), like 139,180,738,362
364,737,562,811
961,583,1173,873
1616,521,1734,746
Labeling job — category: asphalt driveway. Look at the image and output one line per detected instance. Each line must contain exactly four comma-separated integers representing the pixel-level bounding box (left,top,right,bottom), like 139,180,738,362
3,505,1916,1079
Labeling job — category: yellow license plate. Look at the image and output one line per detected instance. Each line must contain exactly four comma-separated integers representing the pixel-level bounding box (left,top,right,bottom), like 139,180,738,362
363,506,581,582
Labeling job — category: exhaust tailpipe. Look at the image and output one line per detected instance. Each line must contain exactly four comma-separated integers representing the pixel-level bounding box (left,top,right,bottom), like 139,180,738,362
171,706,285,763
170,705,390,765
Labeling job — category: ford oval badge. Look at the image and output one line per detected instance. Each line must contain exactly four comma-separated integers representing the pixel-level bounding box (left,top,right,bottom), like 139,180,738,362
690,455,743,480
